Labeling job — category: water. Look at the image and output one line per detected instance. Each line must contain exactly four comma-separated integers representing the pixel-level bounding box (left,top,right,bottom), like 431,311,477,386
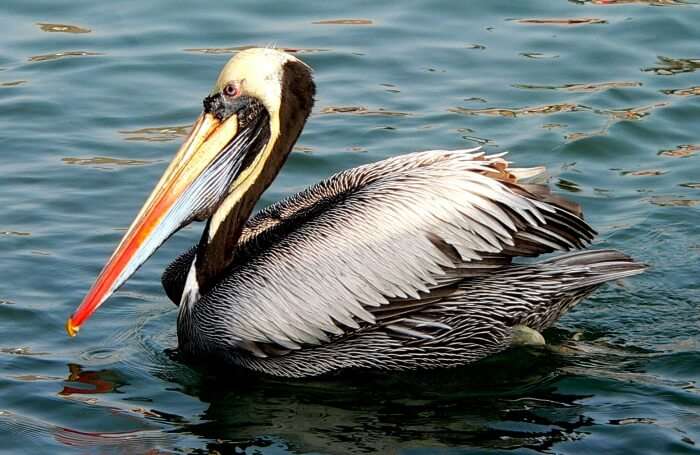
1,0,699,453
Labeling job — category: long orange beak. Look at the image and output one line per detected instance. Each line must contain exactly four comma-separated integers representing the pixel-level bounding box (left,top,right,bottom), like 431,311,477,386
66,112,240,336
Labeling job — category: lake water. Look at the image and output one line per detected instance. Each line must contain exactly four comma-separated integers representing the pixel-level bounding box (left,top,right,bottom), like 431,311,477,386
1,0,699,453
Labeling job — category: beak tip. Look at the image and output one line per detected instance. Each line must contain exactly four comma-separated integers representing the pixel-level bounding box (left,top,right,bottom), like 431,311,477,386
66,317,80,337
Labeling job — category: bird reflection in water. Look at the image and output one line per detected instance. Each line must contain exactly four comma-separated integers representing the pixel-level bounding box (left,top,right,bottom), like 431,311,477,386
54,364,177,453
48,349,600,453
59,363,125,396
164,347,598,453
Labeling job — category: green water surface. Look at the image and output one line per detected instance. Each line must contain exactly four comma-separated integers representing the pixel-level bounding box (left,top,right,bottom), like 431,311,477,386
1,0,699,453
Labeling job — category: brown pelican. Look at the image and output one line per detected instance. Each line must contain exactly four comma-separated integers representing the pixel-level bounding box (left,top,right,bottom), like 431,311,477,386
67,48,645,377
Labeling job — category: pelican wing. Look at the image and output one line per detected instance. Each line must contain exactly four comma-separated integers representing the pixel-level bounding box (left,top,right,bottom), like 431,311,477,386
194,148,595,351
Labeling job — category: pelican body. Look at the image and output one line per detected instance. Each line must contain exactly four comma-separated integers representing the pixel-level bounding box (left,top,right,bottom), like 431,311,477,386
68,49,644,378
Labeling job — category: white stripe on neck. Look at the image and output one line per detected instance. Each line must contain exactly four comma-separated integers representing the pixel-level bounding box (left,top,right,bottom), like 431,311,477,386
180,255,201,311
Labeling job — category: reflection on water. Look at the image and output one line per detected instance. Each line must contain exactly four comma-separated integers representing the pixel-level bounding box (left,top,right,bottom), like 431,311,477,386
658,144,698,158
515,17,607,25
519,52,561,59
514,81,641,92
450,103,580,117
28,51,103,63
311,19,374,25
648,196,699,207
59,364,125,396
451,100,675,144
119,125,192,142
583,0,689,5
643,56,700,76
621,169,666,177
0,347,49,356
184,45,330,55
321,106,410,116
661,86,700,96
0,230,30,237
53,427,171,455
0,80,27,87
86,333,694,454
61,156,159,168
9,331,684,453
603,104,666,120
161,346,591,453
36,23,91,34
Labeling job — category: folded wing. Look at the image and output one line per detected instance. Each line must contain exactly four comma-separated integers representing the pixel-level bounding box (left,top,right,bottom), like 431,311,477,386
188,148,596,351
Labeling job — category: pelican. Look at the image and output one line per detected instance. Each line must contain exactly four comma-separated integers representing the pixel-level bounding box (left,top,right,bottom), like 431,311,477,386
67,48,645,377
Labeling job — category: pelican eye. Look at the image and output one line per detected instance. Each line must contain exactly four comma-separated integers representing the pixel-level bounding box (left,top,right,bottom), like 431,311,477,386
223,83,239,97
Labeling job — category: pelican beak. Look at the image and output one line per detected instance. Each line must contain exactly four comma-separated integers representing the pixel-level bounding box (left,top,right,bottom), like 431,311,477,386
67,108,256,336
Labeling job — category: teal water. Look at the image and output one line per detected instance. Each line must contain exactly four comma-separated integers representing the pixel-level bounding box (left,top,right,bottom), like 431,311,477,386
1,0,699,453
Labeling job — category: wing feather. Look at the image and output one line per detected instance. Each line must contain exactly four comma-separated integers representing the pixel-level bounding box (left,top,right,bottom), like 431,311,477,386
192,148,596,350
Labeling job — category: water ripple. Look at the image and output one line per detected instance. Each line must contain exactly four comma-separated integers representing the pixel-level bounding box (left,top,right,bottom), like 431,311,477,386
661,86,700,96
514,81,642,92
321,106,411,116
515,17,607,25
450,103,581,117
658,144,698,157
184,45,330,55
28,51,103,63
0,80,27,87
583,0,693,6
2,0,699,453
643,56,700,75
311,19,373,25
36,23,91,34
61,156,159,169
119,125,191,142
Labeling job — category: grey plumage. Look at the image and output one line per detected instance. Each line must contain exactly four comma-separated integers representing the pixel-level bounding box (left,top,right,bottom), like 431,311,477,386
163,148,646,378
69,49,643,377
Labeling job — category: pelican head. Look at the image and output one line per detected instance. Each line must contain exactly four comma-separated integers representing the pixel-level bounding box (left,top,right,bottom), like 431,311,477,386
67,48,315,335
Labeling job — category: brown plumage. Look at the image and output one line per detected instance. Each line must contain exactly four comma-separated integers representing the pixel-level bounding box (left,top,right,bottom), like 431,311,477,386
69,48,645,378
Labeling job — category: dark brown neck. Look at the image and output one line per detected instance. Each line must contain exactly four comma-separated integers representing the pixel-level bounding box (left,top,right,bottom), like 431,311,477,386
194,134,287,292
194,60,315,292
